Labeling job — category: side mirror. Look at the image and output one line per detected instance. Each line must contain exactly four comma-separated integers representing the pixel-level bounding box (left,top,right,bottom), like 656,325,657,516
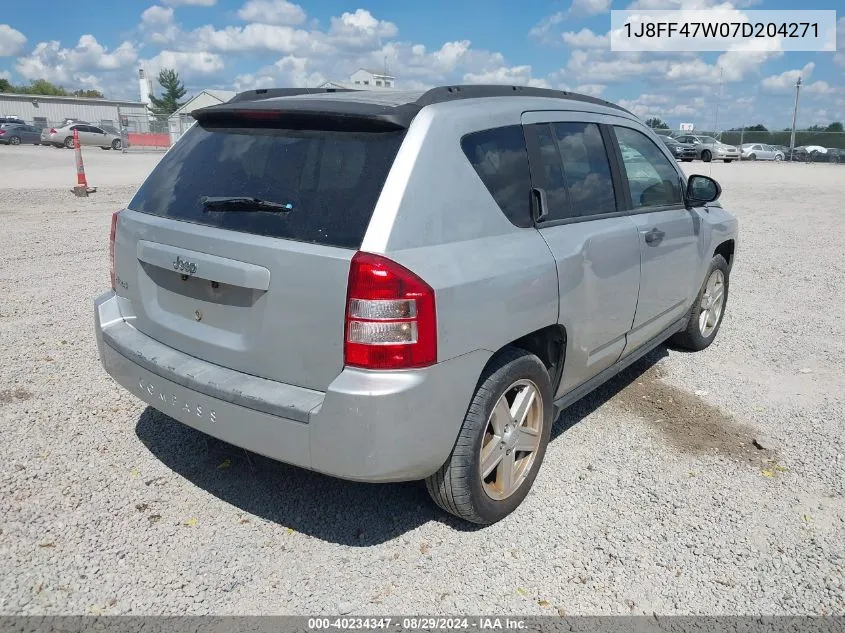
686,174,721,204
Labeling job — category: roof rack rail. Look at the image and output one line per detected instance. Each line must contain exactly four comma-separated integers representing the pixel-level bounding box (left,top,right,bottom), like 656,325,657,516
414,84,630,114
228,87,360,104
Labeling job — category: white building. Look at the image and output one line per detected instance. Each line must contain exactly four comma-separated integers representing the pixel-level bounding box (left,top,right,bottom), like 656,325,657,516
0,92,149,132
167,89,236,143
317,68,397,91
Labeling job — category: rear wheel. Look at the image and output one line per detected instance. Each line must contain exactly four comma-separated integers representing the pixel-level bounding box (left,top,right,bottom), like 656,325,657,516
425,348,553,525
748,154,756,161
671,255,729,352
64,136,75,149
702,150,712,162
724,159,733,163
9,135,21,146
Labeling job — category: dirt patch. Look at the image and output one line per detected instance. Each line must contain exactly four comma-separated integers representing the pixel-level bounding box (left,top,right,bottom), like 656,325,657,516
0,388,33,405
609,364,775,463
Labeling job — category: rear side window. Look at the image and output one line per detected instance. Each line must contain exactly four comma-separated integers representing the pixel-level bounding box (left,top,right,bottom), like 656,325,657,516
461,126,532,228
129,124,404,249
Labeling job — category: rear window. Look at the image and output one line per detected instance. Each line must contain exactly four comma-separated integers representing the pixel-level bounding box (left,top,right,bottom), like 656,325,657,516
129,124,404,249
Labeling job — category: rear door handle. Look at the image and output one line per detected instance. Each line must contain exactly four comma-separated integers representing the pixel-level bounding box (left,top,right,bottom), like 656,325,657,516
644,228,665,245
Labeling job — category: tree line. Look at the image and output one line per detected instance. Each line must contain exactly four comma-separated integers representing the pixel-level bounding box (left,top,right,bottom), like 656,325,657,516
645,117,844,134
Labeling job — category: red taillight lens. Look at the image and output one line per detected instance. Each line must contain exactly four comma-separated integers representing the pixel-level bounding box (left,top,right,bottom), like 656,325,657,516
344,252,437,370
49,128,57,134
0,130,5,135
109,212,118,290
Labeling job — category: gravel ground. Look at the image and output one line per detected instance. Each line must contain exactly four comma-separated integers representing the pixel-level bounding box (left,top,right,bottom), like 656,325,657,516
1,146,843,615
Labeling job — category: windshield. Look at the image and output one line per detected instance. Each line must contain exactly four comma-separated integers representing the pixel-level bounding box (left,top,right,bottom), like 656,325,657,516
129,124,405,249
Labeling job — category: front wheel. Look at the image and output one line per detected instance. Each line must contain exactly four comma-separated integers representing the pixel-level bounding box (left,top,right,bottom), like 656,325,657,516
774,154,783,161
702,150,712,163
748,154,756,161
426,348,553,525
671,255,729,351
111,139,122,150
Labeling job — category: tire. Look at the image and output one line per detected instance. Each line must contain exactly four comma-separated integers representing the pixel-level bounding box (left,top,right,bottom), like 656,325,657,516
111,139,122,150
702,150,712,163
425,348,554,525
9,135,21,146
681,159,693,162
774,154,783,162
748,154,756,161
723,159,733,163
64,136,75,149
671,254,729,352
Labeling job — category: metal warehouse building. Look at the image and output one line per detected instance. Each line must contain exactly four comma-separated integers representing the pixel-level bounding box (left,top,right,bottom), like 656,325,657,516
0,92,150,133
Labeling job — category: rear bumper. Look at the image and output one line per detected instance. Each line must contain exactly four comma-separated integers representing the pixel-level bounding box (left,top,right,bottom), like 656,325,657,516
95,291,490,482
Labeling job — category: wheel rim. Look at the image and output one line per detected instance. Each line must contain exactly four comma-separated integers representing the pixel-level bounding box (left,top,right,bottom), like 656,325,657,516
479,379,543,501
65,138,74,148
113,140,121,149
11,136,20,145
698,269,725,338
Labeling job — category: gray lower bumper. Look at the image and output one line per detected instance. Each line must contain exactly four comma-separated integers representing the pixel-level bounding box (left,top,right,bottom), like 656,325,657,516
95,292,491,482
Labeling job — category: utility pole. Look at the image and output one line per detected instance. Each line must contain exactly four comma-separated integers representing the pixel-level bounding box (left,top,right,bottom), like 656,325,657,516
739,124,745,160
713,66,724,139
789,76,802,157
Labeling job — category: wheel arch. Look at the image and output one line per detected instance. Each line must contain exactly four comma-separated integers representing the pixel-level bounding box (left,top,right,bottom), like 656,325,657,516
714,239,735,270
480,325,567,397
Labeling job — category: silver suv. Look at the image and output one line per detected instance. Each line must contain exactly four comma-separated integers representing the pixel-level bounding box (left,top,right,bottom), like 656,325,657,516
95,85,738,525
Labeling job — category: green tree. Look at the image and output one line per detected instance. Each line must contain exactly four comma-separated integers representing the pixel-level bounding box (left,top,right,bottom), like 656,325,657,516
825,121,843,132
645,117,670,129
72,89,105,98
25,79,70,96
0,78,12,93
148,68,187,118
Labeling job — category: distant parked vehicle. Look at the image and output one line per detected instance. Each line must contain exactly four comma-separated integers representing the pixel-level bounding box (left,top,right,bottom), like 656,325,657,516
0,123,43,146
740,143,784,161
42,122,122,150
658,136,696,162
674,134,739,163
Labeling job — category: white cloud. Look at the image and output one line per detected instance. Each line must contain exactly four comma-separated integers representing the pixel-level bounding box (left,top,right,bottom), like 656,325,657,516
0,24,27,56
562,28,608,48
463,65,550,88
162,0,216,5
15,36,138,90
193,23,324,54
570,0,612,16
237,0,306,26
761,63,814,92
141,6,179,45
142,50,225,79
529,13,564,44
627,0,760,8
574,83,606,96
327,9,399,49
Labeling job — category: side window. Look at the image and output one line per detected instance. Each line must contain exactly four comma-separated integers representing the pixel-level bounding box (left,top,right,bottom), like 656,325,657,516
91,127,105,134
527,123,570,220
552,122,616,217
461,125,532,228
614,126,683,209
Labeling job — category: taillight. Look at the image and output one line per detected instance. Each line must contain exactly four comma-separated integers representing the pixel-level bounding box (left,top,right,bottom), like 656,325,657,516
344,252,436,370
109,212,118,290
49,128,57,134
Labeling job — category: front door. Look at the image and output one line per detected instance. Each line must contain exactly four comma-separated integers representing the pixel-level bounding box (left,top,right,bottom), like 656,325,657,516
611,125,700,354
522,113,641,395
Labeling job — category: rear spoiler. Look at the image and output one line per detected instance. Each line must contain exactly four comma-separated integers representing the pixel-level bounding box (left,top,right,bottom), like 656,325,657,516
226,87,360,103
192,97,420,133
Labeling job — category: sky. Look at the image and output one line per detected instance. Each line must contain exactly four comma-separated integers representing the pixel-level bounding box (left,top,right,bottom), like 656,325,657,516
0,0,843,130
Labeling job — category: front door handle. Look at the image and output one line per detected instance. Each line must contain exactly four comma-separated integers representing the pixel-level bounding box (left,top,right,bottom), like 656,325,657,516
644,228,665,245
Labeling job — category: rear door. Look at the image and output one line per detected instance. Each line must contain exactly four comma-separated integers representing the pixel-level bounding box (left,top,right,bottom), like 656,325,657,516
114,118,404,391
522,112,641,395
609,125,699,354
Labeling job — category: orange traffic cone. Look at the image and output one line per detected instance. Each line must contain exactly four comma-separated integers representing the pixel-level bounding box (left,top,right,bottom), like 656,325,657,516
71,128,96,197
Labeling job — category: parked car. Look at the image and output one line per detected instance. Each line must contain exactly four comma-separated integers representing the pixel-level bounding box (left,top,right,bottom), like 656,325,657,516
659,135,697,162
740,143,784,161
94,85,738,525
0,116,25,126
673,134,739,162
42,122,122,149
0,123,43,145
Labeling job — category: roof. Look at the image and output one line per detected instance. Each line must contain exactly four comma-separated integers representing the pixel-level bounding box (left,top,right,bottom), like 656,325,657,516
356,68,396,79
194,84,632,132
0,92,145,106
317,80,397,91
171,89,236,116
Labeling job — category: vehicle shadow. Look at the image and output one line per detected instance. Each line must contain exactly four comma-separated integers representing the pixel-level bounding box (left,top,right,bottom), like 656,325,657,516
134,345,669,545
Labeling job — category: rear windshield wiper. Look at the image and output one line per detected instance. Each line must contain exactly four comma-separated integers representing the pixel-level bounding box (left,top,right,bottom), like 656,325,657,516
200,196,293,213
